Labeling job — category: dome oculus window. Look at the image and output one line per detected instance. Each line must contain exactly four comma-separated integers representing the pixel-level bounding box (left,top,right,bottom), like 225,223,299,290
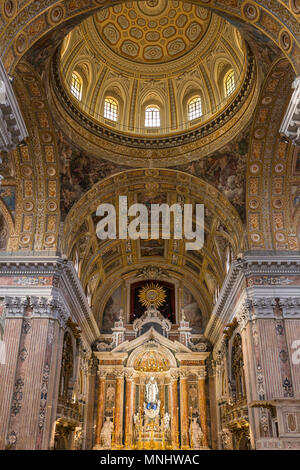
70,72,82,100
188,96,202,121
225,70,235,97
104,97,118,122
145,105,160,128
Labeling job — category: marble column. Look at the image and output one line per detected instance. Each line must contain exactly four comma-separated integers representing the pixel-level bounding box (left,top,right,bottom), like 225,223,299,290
169,374,179,448
114,371,124,448
198,368,208,448
139,378,144,413
180,371,189,449
94,371,106,448
124,370,135,448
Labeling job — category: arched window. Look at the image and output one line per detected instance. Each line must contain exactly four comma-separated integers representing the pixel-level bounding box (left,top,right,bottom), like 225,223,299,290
104,97,118,122
188,96,202,121
145,105,160,127
225,70,235,97
70,72,82,100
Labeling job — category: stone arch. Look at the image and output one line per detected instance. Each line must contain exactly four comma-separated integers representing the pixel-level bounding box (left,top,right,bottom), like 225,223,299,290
6,61,60,251
246,57,298,250
61,168,245,328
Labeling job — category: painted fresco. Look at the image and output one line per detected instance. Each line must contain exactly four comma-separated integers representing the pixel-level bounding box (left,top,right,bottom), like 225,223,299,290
57,130,127,218
183,287,203,333
101,286,122,333
173,133,249,220
0,186,16,214
0,213,8,251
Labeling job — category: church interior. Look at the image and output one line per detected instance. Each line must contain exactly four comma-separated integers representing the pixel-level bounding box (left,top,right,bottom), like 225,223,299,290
0,0,300,451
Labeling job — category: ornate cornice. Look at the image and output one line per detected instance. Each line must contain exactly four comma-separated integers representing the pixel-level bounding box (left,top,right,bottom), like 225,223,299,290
205,251,300,342
4,295,69,328
0,254,100,344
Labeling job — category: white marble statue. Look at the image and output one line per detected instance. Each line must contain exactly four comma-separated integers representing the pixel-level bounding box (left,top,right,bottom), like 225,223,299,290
146,376,159,403
189,417,203,449
100,416,114,449
0,80,6,105
163,412,170,433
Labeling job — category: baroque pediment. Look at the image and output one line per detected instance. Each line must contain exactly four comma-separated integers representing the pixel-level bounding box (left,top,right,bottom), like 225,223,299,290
112,327,191,354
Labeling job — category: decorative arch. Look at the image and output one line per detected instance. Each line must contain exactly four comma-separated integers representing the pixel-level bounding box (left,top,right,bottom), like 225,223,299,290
61,168,245,328
246,57,298,250
2,61,60,251
126,342,177,369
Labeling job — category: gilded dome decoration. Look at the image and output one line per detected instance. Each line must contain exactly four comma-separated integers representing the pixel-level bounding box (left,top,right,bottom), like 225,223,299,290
94,1,211,64
56,0,253,144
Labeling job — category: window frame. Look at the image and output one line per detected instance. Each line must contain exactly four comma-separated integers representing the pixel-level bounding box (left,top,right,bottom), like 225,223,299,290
225,70,235,97
145,105,161,128
70,71,82,101
104,97,119,122
188,96,202,121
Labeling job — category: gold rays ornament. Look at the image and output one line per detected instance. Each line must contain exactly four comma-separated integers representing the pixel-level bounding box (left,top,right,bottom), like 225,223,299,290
138,282,166,309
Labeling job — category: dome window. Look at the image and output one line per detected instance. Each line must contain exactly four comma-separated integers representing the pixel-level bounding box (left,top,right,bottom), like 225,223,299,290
104,97,118,122
188,96,202,121
70,71,82,100
145,105,160,128
225,70,235,97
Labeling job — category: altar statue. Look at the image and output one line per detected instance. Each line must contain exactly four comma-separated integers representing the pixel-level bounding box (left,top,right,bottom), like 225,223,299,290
100,416,114,449
189,417,203,449
146,376,159,403
163,412,170,434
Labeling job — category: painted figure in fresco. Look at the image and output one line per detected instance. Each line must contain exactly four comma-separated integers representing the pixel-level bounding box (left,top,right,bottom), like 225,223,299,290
0,213,8,251
183,288,202,332
100,416,114,449
174,134,249,220
293,192,300,208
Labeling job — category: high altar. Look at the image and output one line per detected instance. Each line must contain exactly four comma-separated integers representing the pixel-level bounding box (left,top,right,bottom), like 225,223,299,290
93,285,210,450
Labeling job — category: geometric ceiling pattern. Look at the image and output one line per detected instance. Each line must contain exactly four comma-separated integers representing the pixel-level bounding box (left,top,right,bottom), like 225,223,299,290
94,1,212,64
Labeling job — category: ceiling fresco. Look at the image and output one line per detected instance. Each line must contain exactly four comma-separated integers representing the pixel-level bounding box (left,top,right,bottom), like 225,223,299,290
57,129,128,218
172,131,250,220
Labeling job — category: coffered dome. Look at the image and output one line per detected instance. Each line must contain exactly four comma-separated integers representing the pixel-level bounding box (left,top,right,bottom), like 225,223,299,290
53,1,257,163
92,1,212,65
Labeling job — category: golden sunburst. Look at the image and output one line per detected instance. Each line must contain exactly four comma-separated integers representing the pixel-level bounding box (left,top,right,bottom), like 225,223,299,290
138,282,166,309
